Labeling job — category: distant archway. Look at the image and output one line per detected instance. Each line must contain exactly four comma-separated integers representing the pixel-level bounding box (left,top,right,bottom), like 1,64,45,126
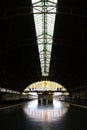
23,81,69,96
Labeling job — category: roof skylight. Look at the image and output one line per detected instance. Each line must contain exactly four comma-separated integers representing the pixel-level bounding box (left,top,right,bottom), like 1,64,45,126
32,0,57,76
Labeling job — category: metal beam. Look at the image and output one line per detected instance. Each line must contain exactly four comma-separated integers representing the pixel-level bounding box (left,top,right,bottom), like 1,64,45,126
24,90,68,93
0,5,87,19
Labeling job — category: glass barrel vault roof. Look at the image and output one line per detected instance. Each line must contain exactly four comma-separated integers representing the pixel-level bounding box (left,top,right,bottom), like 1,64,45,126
32,0,57,76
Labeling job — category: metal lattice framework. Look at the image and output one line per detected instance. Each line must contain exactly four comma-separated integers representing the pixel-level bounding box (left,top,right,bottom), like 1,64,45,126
32,0,57,76
24,80,68,93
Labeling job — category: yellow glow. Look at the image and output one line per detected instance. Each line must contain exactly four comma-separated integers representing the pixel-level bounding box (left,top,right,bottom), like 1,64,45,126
63,92,69,96
24,81,69,95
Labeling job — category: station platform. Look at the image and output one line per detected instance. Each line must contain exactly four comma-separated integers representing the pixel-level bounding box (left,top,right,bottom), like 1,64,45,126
0,99,87,130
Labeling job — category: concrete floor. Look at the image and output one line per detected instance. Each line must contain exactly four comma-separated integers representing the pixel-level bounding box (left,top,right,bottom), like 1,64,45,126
0,99,87,130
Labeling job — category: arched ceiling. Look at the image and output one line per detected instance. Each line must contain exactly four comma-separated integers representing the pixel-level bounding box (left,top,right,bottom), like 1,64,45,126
0,0,87,92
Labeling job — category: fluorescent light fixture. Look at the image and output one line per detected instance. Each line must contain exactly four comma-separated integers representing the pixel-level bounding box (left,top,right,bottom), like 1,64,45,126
32,0,57,76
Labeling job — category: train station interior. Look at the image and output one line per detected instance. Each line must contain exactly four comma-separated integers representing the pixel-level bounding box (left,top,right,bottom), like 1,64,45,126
0,0,87,130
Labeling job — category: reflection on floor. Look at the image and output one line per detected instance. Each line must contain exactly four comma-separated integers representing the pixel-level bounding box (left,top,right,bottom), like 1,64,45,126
23,99,70,122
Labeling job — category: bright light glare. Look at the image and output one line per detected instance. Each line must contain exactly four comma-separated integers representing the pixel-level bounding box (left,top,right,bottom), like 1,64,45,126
32,0,57,76
23,99,70,122
29,92,38,96
24,81,69,96
54,92,63,96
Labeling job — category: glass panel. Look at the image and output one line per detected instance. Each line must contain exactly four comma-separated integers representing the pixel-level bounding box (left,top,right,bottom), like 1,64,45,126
32,0,57,76
48,0,57,4
32,0,40,4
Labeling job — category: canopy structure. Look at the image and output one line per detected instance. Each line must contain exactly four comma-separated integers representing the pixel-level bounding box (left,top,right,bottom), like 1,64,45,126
0,0,87,93
24,80,67,91
32,0,57,76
